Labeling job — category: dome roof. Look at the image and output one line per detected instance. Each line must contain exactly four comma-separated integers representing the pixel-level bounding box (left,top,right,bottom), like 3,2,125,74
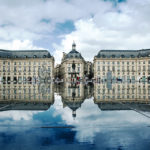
65,49,83,59
64,42,83,60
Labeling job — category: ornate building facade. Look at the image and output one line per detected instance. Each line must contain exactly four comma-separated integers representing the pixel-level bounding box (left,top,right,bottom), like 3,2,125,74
58,43,86,81
94,49,150,82
0,50,54,83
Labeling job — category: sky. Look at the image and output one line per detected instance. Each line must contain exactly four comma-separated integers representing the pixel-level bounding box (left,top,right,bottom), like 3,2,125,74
0,0,150,64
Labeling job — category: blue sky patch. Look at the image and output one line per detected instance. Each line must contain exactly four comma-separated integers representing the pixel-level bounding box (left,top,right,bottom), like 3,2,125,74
54,20,75,34
40,18,51,24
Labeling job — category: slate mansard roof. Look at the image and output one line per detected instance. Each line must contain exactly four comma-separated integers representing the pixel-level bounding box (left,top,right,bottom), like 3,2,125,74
65,49,83,59
64,42,84,60
0,49,52,58
95,49,150,58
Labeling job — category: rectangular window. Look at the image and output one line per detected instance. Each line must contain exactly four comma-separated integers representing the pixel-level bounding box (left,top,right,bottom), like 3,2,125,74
8,66,10,72
103,66,105,71
132,66,134,71
112,66,115,72
24,67,26,71
138,66,141,71
68,67,70,72
14,67,17,72
78,67,80,72
3,66,5,72
48,66,50,72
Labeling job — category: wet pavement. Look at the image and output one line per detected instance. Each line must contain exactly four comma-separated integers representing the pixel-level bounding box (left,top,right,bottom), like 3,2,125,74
0,82,150,150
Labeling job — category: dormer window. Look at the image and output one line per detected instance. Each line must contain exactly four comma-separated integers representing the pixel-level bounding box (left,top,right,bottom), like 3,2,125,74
121,55,125,58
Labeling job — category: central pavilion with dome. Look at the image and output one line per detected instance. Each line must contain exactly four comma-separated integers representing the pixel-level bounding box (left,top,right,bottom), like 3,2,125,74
59,42,87,82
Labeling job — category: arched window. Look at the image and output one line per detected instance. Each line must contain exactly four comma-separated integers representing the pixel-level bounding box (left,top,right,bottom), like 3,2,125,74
131,55,135,58
121,55,125,58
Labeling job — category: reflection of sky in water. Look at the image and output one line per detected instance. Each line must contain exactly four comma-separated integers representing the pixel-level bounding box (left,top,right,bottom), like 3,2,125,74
0,94,150,150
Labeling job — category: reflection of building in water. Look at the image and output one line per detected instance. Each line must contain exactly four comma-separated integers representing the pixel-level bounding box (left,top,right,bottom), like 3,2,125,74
60,83,93,118
0,50,54,83
94,49,150,82
0,83,54,111
94,83,150,111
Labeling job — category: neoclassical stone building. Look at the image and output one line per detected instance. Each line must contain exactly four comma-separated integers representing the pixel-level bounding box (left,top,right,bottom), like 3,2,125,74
94,82,150,111
0,49,54,83
58,43,91,81
94,49,150,82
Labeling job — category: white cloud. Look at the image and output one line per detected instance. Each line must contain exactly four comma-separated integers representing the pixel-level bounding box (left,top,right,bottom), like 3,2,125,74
0,0,150,63
0,40,44,50
0,0,112,40
53,0,150,64
0,0,114,52
0,110,38,121
52,96,150,143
